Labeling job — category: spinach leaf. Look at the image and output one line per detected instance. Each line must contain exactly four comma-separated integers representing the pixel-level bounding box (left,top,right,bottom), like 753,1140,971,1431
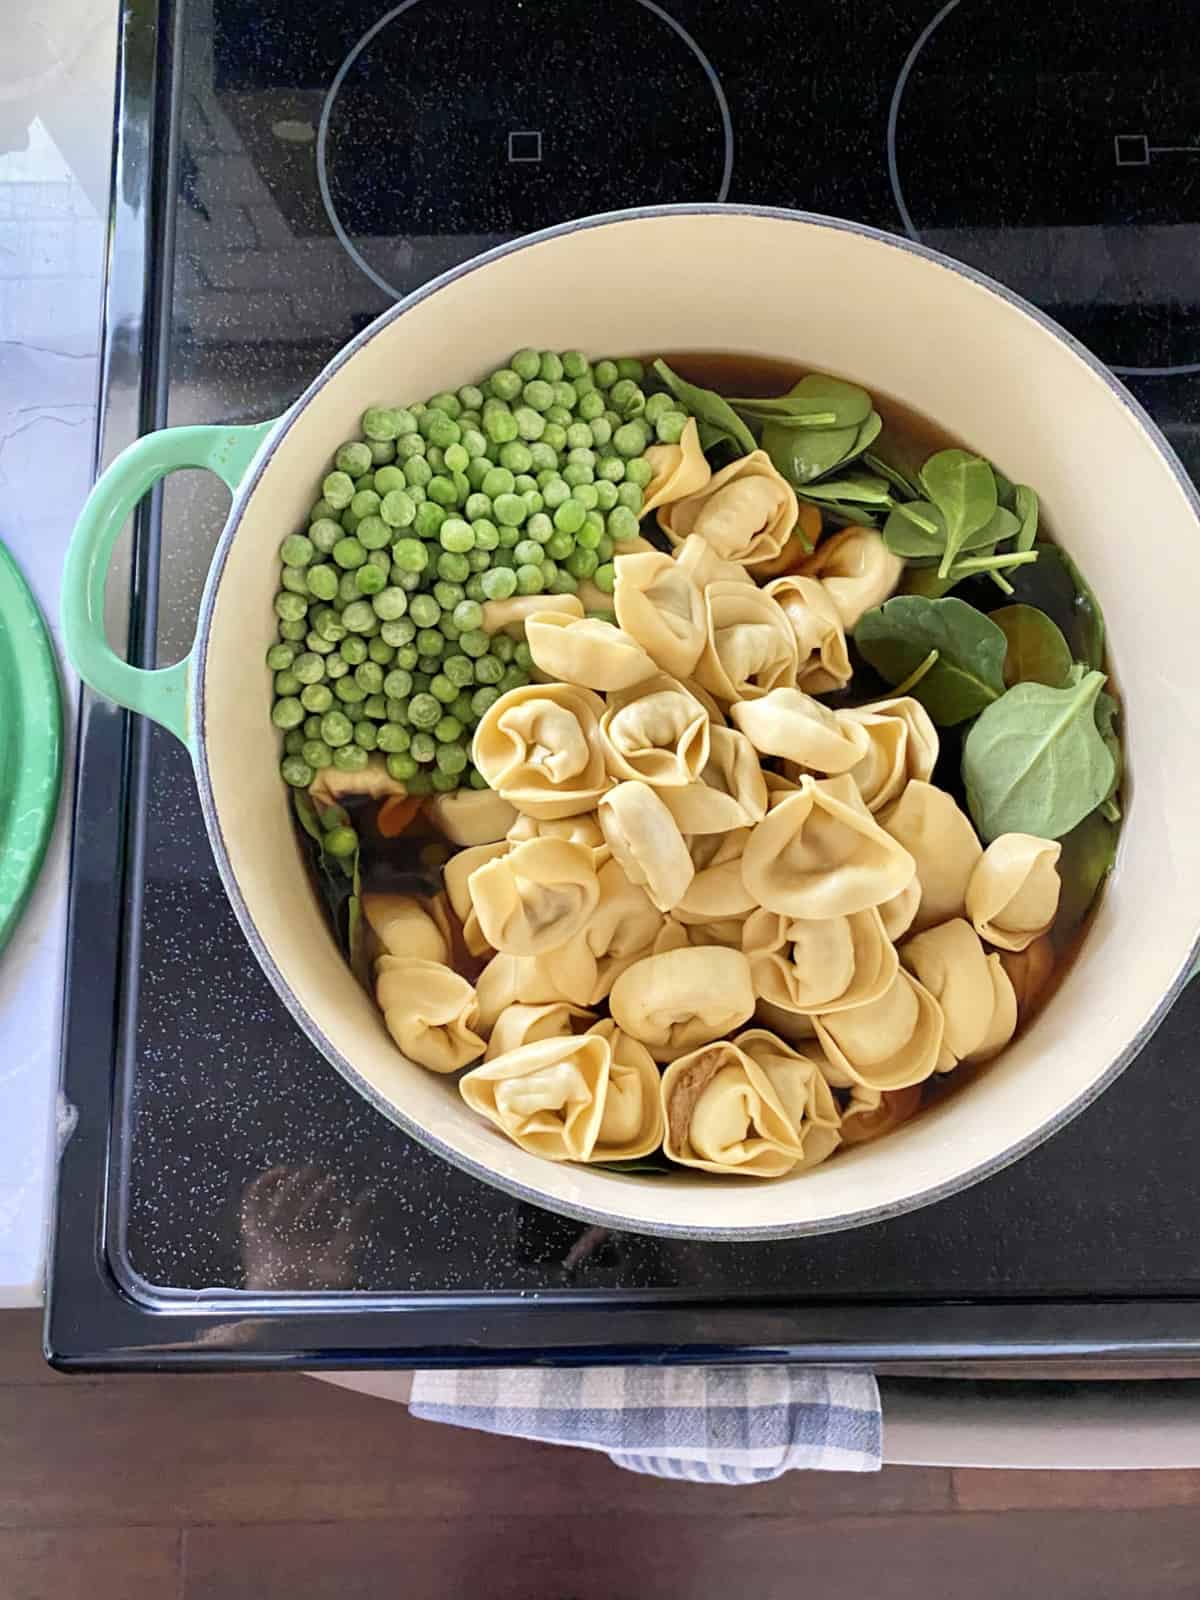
854,596,1008,725
962,670,1116,842
591,1155,676,1176
652,360,757,457
964,504,1021,553
991,604,1073,688
883,499,947,560
1055,810,1120,943
763,419,860,486
992,466,1017,511
843,410,883,466
919,450,998,577
863,450,920,501
1095,690,1122,821
798,495,881,529
1000,543,1104,669
293,787,325,845
728,373,873,431
902,566,959,600
797,472,893,506
1014,485,1039,551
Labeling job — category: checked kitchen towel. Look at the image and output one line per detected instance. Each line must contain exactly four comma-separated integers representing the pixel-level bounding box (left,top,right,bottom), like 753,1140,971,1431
409,1365,881,1482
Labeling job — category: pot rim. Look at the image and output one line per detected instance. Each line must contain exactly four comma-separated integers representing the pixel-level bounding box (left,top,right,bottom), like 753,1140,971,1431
190,202,1200,1240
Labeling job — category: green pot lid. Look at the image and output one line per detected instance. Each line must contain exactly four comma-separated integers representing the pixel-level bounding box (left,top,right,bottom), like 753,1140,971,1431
0,539,62,954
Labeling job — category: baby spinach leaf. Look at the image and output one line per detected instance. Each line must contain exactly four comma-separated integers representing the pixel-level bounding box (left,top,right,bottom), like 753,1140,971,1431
763,418,860,485
591,1156,677,1176
864,450,922,500
798,472,893,506
992,466,1017,511
919,450,998,577
652,360,757,457
884,499,947,559
961,670,1116,842
729,373,873,431
1001,543,1104,669
799,495,881,529
991,604,1073,688
902,566,959,600
854,596,1008,725
1055,810,1120,942
1014,485,1039,551
842,411,883,466
292,787,325,845
1095,690,1122,821
964,504,1021,553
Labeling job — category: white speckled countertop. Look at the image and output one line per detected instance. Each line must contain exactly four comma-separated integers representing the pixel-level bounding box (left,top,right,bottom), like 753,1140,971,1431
0,0,117,1305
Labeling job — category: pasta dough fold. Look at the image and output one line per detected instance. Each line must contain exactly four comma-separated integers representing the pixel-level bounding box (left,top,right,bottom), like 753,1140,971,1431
375,957,485,1073
966,834,1063,952
609,945,755,1061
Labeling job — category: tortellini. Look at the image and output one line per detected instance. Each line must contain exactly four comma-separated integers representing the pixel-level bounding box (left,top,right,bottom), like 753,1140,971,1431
736,1029,842,1171
609,945,755,1061
799,526,903,630
999,935,1056,1020
362,894,449,964
657,725,768,835
901,918,1017,1065
473,681,609,820
375,957,485,1074
672,828,757,925
474,952,576,1033
309,756,406,810
692,581,799,703
742,775,916,919
525,611,657,693
675,531,754,589
427,787,518,846
481,593,584,637
813,968,945,1091
597,780,695,913
731,688,871,774
612,551,707,679
506,809,610,867
544,858,666,1006
880,780,982,933
640,417,712,516
658,450,799,570
839,1084,923,1146
483,1000,595,1061
965,834,1063,952
742,906,897,1015
599,673,712,789
660,1032,838,1177
443,840,508,957
763,574,853,694
840,696,939,813
459,1034,612,1161
467,837,600,957
586,1019,665,1161
878,877,922,942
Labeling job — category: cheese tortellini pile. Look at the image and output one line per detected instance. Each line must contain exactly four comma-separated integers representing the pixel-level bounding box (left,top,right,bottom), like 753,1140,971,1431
365,461,1065,1181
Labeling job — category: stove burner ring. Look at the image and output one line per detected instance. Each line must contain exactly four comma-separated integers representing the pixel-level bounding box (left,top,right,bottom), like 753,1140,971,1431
886,0,1200,378
317,0,735,302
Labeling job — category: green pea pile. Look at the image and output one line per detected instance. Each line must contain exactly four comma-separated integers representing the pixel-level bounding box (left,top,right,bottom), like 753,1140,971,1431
267,350,690,796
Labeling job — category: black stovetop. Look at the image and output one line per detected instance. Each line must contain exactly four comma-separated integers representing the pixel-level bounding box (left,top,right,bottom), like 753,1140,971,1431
48,0,1200,1366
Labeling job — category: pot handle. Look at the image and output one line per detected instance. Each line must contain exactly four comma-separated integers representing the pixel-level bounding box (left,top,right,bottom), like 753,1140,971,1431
62,420,275,749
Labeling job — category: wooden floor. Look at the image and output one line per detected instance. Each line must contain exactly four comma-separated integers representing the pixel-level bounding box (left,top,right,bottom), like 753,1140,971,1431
4,1313,1200,1599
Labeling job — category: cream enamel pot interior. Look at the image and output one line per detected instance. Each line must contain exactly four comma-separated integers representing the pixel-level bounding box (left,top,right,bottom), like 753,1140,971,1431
62,207,1200,1240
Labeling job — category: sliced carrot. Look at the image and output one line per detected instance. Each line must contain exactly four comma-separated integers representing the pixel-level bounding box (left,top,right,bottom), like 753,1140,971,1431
377,795,423,838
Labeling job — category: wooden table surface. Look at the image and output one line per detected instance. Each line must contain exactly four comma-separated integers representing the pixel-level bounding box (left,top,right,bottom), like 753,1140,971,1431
5,1312,1200,1599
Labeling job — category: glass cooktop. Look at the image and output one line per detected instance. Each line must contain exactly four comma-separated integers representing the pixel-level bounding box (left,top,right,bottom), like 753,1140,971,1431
56,0,1200,1334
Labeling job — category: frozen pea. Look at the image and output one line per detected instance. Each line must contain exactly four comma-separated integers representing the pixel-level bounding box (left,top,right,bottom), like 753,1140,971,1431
576,514,603,549
577,390,605,423
322,470,356,508
489,368,523,401
514,538,543,567
355,660,384,694
436,744,468,777
462,427,488,460
332,536,366,570
542,422,568,452
292,652,325,685
545,403,572,428
482,403,518,445
334,676,366,704
280,567,310,598
452,599,484,632
372,586,408,622
594,480,619,513
301,682,333,713
363,692,388,717
379,488,416,528
616,482,645,515
428,390,462,419
514,406,546,441
594,359,619,389
598,455,626,483
616,358,644,384
409,693,442,730
545,530,574,561
332,744,368,774
274,591,308,623
624,457,653,489
562,462,593,487
417,628,444,656
356,516,392,551
443,653,475,688
384,667,413,700
281,533,314,567
526,512,554,544
378,722,410,754
491,633,516,664
381,617,416,647
511,348,541,382
481,566,517,601
482,466,515,499
499,440,533,474
459,628,490,658
410,733,437,764
405,456,433,490
280,754,313,786
596,534,615,562
274,668,301,696
354,720,379,751
515,564,544,596
465,492,492,522
567,547,599,580
465,575,487,602
437,551,470,584
572,482,599,510
613,422,649,458
307,564,340,602
342,600,377,633
433,580,465,611
308,518,343,554
429,675,457,705
590,417,613,449
440,517,475,553
354,564,385,596
266,642,297,670
387,752,418,782
472,518,500,551
426,413,461,450
271,696,305,730
561,350,590,380
493,492,527,527
656,410,688,444
325,654,349,680
607,505,640,543
522,379,554,412
550,570,579,596
553,498,587,535
542,478,571,511
552,380,577,411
